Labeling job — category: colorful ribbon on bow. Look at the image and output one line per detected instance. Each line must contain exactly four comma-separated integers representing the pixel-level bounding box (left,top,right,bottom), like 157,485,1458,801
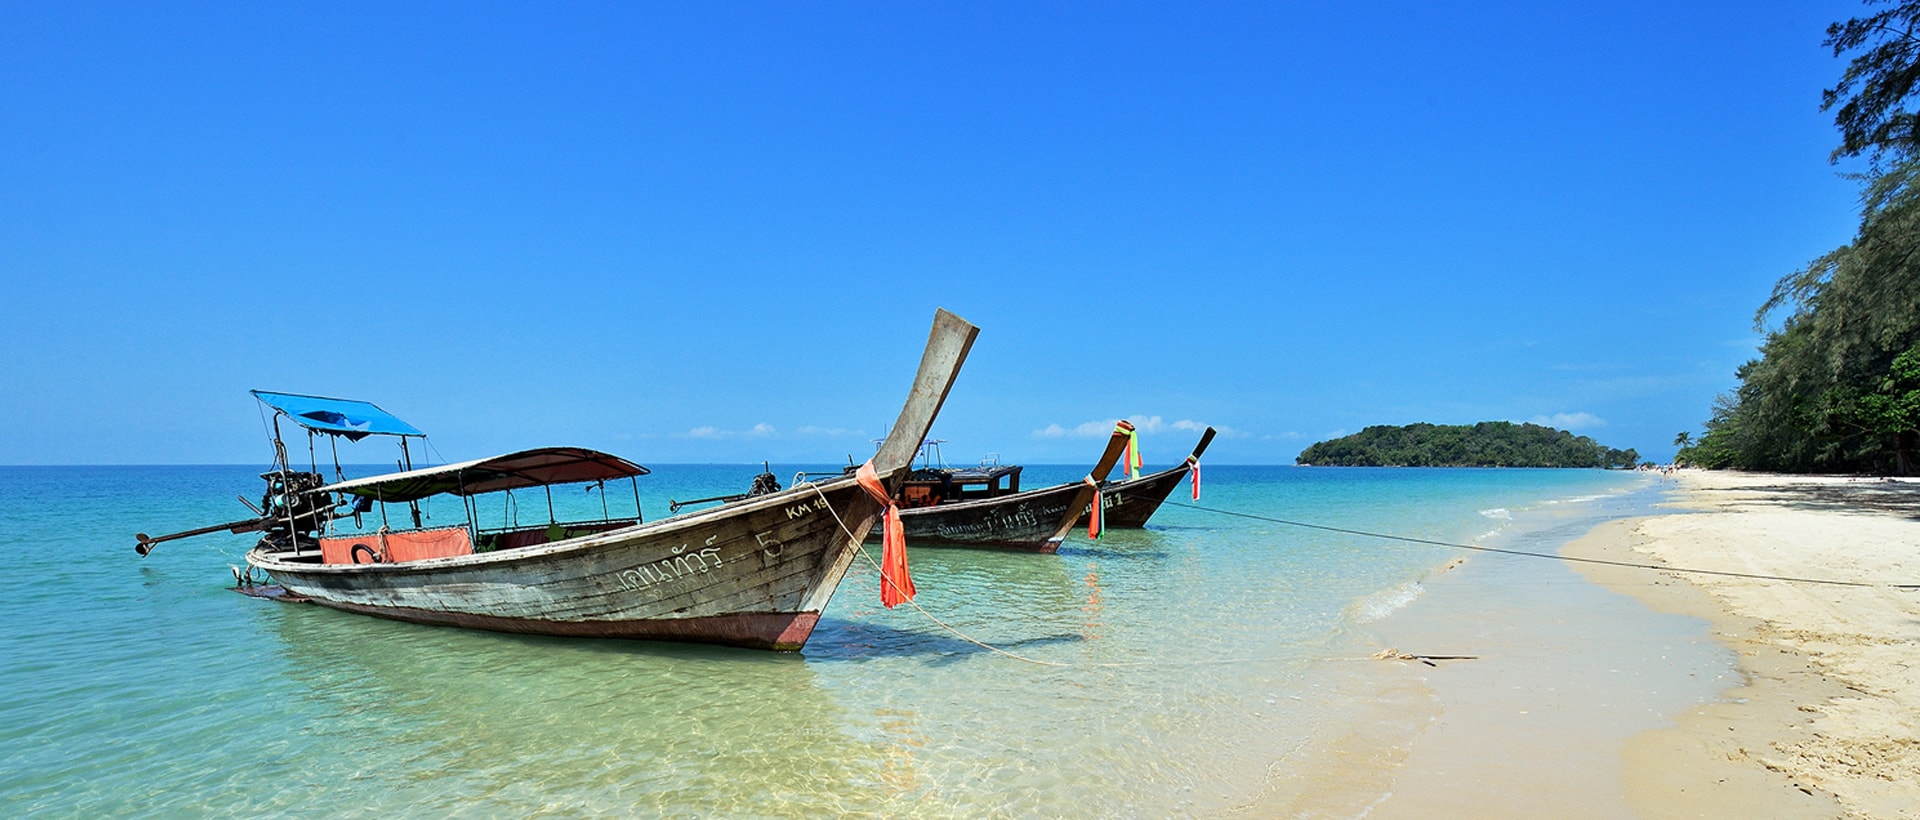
1083,476,1104,539
1118,422,1143,480
1186,455,1201,500
855,461,914,608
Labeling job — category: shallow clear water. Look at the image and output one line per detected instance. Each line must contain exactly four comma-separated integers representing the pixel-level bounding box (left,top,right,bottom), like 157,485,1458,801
0,463,1656,815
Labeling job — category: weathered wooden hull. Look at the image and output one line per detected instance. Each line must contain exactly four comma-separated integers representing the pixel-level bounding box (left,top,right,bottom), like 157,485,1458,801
890,479,1094,552
1095,464,1193,528
252,478,882,650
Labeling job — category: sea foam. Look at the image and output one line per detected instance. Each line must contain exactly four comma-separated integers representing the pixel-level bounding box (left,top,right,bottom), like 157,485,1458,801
1350,580,1425,623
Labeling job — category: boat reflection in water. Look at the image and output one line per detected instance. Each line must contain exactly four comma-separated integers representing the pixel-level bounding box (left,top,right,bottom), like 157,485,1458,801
258,600,929,815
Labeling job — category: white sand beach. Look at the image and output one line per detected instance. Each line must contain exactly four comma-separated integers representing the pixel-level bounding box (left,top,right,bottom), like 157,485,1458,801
1588,472,1920,819
1251,471,1920,819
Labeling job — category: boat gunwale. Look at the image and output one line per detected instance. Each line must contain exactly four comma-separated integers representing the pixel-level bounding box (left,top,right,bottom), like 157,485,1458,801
916,464,1022,482
250,473,868,575
893,476,1085,516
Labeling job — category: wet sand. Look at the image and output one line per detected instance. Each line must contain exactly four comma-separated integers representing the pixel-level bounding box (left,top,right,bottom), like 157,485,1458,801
1237,471,1920,818
1254,472,1920,819
1575,472,1920,819
1235,483,1736,817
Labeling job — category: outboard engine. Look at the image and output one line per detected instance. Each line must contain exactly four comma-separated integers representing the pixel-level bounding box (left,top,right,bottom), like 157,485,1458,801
747,471,782,496
255,471,333,553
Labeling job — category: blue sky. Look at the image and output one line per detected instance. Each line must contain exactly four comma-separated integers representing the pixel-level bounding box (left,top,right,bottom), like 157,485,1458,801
0,2,1870,466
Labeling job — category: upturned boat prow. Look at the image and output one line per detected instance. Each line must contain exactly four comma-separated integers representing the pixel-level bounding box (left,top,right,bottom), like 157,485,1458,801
871,309,980,477
889,420,1138,552
1096,426,1217,528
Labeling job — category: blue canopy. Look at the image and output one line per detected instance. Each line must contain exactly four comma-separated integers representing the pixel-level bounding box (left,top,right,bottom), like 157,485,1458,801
251,390,426,440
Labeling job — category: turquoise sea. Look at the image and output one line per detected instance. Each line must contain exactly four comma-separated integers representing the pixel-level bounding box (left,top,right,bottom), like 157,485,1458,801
1,463,1666,815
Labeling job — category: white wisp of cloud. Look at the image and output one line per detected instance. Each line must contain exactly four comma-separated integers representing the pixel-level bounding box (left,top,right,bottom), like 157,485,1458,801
1033,415,1230,438
1527,412,1605,430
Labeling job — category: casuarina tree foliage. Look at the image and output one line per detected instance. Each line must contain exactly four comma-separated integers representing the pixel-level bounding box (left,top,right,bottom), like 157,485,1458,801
1682,0,1920,474
1825,0,1920,166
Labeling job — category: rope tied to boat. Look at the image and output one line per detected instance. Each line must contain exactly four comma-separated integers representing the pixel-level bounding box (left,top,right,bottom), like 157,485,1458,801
854,462,915,608
803,480,1069,666
801,480,1477,668
1160,500,1920,590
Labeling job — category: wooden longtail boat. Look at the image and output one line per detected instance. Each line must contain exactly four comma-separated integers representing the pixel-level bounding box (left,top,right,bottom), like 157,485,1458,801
883,422,1137,553
1093,427,1217,528
136,309,979,650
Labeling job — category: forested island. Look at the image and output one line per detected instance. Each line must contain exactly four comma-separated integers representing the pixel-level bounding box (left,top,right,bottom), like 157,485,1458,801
1676,3,1920,475
1297,422,1640,468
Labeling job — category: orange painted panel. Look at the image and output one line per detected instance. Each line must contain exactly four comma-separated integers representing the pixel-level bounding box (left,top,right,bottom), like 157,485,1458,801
320,527,473,564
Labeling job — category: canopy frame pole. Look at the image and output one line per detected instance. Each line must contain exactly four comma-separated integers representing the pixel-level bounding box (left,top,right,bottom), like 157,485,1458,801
270,414,303,554
545,485,556,525
460,471,477,549
631,476,642,523
330,437,357,532
400,437,422,528
597,479,609,522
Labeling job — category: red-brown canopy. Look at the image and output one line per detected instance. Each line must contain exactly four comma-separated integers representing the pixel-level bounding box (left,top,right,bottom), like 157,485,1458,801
318,447,649,503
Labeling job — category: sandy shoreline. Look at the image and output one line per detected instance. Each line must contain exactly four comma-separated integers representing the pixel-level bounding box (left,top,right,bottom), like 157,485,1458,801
1239,479,1729,817
1575,472,1920,819
1244,471,1920,818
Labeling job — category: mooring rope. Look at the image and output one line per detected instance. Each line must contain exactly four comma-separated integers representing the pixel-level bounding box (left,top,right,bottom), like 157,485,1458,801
804,482,1485,668
798,481,1916,669
1161,500,1920,590
803,481,1079,666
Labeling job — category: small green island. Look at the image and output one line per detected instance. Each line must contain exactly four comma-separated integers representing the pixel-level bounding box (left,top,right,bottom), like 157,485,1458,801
1296,422,1640,468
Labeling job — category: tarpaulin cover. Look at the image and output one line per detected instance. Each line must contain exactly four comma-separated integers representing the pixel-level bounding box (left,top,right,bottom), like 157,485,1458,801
251,390,426,439
321,527,473,564
319,446,651,503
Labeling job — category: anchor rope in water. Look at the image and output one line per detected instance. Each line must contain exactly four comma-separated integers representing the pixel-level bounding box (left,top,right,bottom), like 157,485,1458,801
800,481,1910,668
802,481,1077,667
801,482,1477,668
1161,500,1920,591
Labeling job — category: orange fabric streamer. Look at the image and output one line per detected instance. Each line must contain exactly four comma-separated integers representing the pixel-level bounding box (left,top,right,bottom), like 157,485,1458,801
1187,456,1202,501
856,462,914,608
1120,424,1143,480
1084,476,1103,539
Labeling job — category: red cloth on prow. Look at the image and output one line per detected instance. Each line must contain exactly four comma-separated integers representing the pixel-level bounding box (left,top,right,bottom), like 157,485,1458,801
1084,476,1103,539
855,462,914,607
